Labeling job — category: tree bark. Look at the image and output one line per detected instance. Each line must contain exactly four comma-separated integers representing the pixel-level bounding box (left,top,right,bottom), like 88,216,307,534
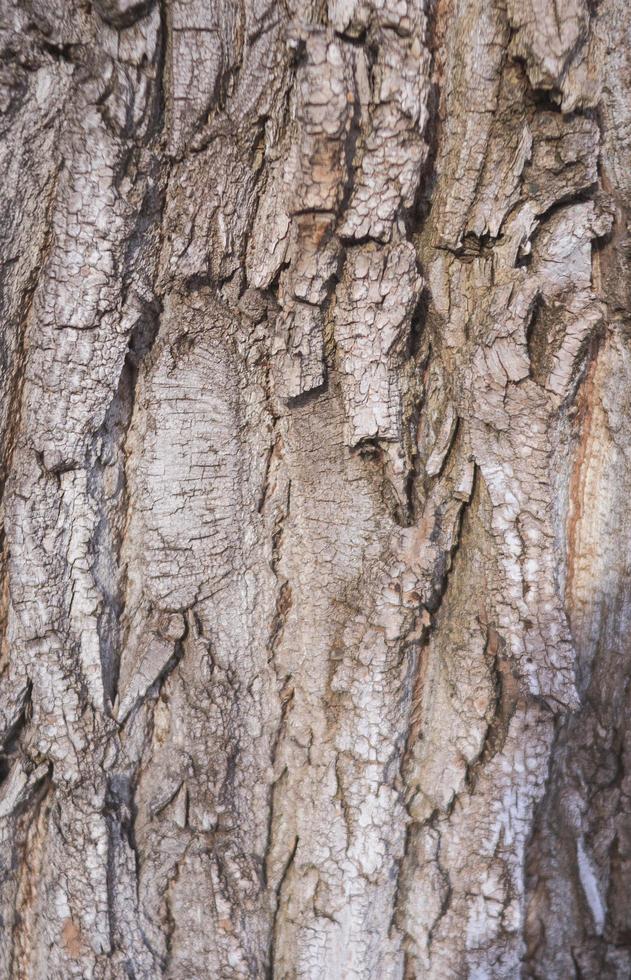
0,0,630,977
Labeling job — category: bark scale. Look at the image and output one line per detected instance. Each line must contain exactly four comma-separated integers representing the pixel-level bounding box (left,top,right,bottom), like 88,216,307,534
0,0,630,977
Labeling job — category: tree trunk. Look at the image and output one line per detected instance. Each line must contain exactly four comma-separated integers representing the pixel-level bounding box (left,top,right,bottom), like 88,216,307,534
1,0,630,976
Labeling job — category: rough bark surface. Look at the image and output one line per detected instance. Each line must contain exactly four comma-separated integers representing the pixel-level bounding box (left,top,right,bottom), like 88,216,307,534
0,0,630,977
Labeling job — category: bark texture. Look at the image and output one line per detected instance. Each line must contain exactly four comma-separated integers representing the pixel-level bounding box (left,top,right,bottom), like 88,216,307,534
0,0,630,977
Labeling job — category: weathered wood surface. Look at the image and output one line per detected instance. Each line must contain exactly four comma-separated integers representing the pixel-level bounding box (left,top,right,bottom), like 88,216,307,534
0,0,630,976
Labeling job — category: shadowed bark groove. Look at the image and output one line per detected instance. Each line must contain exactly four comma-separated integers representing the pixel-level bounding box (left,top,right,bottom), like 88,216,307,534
0,0,629,977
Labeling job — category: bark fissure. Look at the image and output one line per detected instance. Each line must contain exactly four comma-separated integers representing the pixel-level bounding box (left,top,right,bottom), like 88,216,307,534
0,0,630,976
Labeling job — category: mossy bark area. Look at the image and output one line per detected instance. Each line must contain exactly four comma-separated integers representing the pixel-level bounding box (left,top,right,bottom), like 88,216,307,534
0,1,630,977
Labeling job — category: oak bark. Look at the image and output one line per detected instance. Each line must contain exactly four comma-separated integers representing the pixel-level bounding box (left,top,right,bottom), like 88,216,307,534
0,0,630,977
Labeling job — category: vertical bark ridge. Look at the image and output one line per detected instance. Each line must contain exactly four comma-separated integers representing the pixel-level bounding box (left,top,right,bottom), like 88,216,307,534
0,0,629,977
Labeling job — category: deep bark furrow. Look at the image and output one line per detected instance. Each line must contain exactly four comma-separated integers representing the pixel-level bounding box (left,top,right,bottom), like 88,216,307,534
0,0,629,977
